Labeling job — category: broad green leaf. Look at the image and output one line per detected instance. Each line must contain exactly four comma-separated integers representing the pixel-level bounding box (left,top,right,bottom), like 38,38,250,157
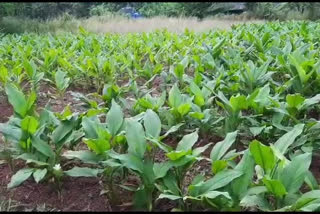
174,64,184,80
63,150,101,164
303,94,320,108
166,150,191,161
286,94,305,109
202,191,231,200
177,103,191,116
210,130,238,161
158,193,182,201
230,95,248,112
8,168,34,188
294,190,320,211
5,83,28,117
107,151,144,173
262,177,287,198
176,131,198,151
190,81,205,106
153,162,172,179
161,123,183,138
280,153,312,194
190,169,243,196
64,167,101,177
106,99,123,136
231,150,255,199
32,136,54,158
168,84,182,108
83,138,110,155
144,109,161,139
249,126,265,137
249,140,275,172
82,116,103,139
274,124,304,154
55,70,70,92
189,112,205,120
126,119,146,158
0,123,23,142
212,160,228,174
240,194,271,211
0,65,8,84
33,168,47,183
21,116,39,135
51,119,75,145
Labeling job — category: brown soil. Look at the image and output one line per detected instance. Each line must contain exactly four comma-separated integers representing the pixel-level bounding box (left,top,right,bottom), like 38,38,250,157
0,95,13,123
0,164,112,211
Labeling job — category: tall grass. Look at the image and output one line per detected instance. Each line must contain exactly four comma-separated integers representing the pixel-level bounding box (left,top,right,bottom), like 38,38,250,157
0,13,264,34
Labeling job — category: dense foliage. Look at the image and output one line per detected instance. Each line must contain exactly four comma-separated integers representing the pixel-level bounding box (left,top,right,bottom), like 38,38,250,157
1,21,320,211
1,2,320,20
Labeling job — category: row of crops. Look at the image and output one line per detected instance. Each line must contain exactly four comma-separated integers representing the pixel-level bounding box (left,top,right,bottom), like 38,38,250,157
1,21,320,211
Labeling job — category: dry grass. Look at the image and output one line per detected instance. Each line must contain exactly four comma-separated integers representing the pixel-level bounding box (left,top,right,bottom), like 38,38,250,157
78,15,265,34
0,14,265,34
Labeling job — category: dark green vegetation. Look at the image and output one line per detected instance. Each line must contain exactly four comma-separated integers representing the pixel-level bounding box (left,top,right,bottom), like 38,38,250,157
1,21,320,211
1,2,320,21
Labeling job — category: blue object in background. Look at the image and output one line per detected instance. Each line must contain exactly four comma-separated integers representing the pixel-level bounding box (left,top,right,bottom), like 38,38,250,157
119,6,143,19
132,12,142,19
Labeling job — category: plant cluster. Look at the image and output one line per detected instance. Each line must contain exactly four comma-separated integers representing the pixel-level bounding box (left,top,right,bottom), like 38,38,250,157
1,21,320,211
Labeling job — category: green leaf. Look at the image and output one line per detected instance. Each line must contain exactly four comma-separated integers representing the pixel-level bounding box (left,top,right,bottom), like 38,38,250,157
174,64,184,80
21,116,39,135
230,95,248,112
294,190,320,211
33,168,47,183
176,131,198,152
8,168,34,188
144,109,161,139
202,191,231,200
190,169,243,196
240,194,271,211
64,167,101,177
286,94,305,109
107,151,144,173
249,126,265,137
5,83,28,117
177,103,191,116
231,150,255,199
82,116,103,139
158,193,182,201
189,112,205,120
32,136,54,158
161,123,183,138
0,65,8,84
249,140,275,172
0,123,23,142
106,99,124,136
51,119,75,145
190,81,205,107
126,119,146,158
168,84,182,108
212,160,228,174
63,150,102,164
166,150,191,161
274,124,304,154
55,70,70,92
262,177,287,198
280,153,312,194
153,162,172,179
84,138,110,155
210,131,238,161
23,60,35,77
